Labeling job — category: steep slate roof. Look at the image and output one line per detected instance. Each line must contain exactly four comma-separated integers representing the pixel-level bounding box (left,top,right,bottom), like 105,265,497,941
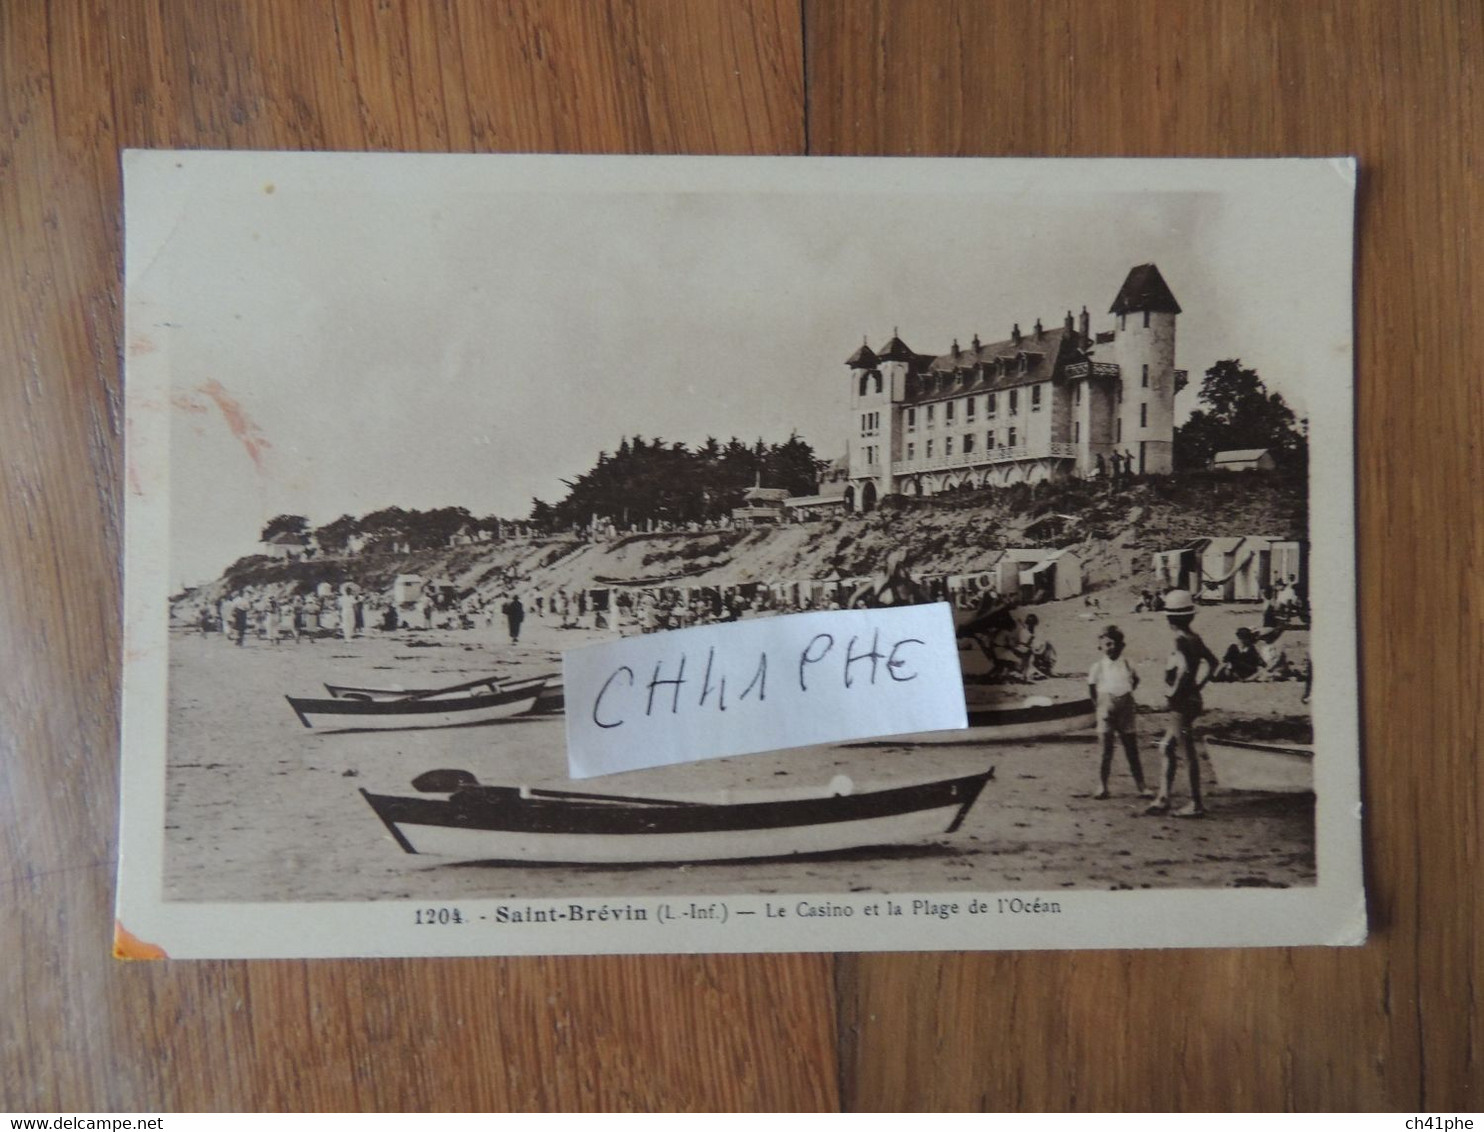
877,333,916,362
901,324,1086,400
845,340,878,368
1109,263,1181,315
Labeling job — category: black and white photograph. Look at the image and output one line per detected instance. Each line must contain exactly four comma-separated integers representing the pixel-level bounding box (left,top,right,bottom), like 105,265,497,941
117,153,1361,958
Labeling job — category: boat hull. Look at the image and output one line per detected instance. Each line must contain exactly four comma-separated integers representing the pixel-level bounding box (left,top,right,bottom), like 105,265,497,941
964,696,1096,739
322,674,545,702
361,770,991,863
287,682,544,731
902,694,1096,742
1205,737,1314,793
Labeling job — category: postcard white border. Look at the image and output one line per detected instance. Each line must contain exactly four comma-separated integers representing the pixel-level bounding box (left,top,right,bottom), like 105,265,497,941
117,152,1362,958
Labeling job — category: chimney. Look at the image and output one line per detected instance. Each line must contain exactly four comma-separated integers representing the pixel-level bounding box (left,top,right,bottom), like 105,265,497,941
972,333,981,353
1079,306,1090,342
1011,322,1021,346
951,337,960,358
1034,318,1044,340
1064,310,1075,333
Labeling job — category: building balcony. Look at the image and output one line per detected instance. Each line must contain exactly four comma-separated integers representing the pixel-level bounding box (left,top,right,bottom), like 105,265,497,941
1065,361,1121,380
893,441,1078,476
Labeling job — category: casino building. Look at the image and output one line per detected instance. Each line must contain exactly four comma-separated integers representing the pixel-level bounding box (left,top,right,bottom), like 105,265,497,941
840,263,1187,512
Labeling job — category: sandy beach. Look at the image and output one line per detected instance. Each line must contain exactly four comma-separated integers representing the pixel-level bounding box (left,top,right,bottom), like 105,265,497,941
163,598,1314,903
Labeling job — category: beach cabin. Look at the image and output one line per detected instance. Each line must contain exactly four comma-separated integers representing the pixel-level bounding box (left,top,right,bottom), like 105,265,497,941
995,548,1082,604
1211,448,1277,472
1269,539,1306,592
1199,536,1282,602
1231,537,1282,601
1151,544,1202,592
1024,548,1083,602
1197,538,1246,602
393,574,424,606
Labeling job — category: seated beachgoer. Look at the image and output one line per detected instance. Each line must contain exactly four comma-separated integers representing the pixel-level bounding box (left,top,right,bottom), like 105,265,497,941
1021,613,1056,679
1213,627,1265,681
1257,631,1298,680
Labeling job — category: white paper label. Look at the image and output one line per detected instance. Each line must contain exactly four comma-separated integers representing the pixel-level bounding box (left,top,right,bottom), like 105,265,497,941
562,603,968,779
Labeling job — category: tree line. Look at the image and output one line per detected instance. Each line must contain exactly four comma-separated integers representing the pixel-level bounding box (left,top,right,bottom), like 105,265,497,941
259,506,508,556
1174,359,1308,472
257,432,828,553
529,433,827,532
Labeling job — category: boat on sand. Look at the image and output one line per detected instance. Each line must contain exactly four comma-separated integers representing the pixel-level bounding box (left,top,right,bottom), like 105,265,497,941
1204,735,1314,794
360,765,994,863
286,677,547,731
322,673,550,701
962,692,1096,739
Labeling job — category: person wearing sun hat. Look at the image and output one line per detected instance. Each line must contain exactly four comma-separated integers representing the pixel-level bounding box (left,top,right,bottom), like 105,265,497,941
1147,588,1220,817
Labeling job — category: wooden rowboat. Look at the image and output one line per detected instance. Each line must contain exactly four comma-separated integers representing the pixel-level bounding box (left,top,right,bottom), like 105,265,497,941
286,677,546,731
1205,736,1314,794
360,766,993,863
322,673,552,702
529,680,564,715
963,694,1096,739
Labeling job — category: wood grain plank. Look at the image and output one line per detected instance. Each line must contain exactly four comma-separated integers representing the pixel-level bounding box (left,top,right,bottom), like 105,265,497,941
0,0,829,1112
809,0,1481,1111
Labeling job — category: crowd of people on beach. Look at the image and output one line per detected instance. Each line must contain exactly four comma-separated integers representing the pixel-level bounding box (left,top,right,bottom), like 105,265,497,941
183,550,1310,824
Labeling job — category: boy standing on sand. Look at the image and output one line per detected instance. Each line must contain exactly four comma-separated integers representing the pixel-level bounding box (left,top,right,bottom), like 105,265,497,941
1148,589,1220,818
1087,625,1152,799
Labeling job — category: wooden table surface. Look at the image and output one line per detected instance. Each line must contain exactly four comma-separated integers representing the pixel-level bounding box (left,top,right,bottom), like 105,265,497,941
2,0,1479,1112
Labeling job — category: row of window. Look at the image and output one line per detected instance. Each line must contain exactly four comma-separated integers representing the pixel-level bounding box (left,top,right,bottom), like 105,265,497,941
911,354,1037,396
905,430,1019,461
905,386,1043,432
896,408,1148,462
859,410,881,436
1116,311,1154,331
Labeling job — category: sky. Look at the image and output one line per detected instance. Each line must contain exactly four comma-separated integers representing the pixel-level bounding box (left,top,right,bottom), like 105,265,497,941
126,154,1353,587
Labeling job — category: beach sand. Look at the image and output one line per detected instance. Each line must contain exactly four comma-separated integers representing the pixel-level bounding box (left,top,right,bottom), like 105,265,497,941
162,599,1314,903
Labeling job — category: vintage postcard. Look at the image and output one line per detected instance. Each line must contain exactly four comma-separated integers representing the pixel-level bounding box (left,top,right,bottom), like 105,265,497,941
117,152,1362,958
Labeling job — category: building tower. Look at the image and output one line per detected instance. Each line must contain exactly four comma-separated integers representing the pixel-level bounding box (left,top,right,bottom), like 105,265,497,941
845,332,905,510
1108,263,1180,475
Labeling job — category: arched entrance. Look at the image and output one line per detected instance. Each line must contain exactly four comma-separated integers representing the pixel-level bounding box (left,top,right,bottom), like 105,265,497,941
861,481,878,513
843,484,856,512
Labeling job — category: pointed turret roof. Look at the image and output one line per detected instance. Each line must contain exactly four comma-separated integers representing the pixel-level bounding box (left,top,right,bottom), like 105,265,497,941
878,327,915,362
845,338,878,368
1109,263,1181,315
